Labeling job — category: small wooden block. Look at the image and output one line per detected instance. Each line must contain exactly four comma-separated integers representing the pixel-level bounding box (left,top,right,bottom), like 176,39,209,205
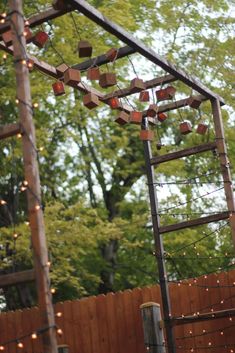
56,63,69,78
196,123,208,135
156,86,176,101
139,90,150,102
2,30,12,45
78,40,92,58
83,93,100,109
140,130,154,141
99,73,117,88
87,66,100,80
147,104,158,117
129,111,142,124
109,97,120,109
27,59,34,72
52,0,68,10
105,48,118,62
115,111,129,125
130,78,146,93
229,214,235,233
188,97,202,109
157,112,167,122
52,81,65,96
33,31,49,48
179,121,192,135
64,68,81,86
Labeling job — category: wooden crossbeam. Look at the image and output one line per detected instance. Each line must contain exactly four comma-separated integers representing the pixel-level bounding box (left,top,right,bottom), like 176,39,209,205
159,212,229,234
68,0,225,105
171,307,235,326
151,141,217,166
102,74,176,101
0,269,35,288
0,123,21,140
157,94,207,114
0,6,73,35
73,45,135,71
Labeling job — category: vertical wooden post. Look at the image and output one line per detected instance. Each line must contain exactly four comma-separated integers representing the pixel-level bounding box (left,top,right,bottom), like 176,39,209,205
140,302,166,353
142,117,176,353
9,1,58,353
211,99,235,249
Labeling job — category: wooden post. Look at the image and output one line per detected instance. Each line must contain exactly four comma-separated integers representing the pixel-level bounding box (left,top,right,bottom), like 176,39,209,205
211,98,235,250
9,1,58,353
140,302,166,353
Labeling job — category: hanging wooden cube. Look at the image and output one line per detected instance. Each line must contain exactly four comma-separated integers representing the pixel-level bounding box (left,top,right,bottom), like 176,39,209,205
140,130,154,141
78,40,92,58
2,30,12,46
105,48,118,62
33,31,49,48
83,93,100,110
196,123,208,135
56,63,69,78
139,90,150,102
109,97,120,109
52,81,65,96
130,78,146,93
156,86,176,101
115,111,129,125
52,0,67,10
179,121,192,135
64,68,81,86
87,66,100,80
147,104,158,117
188,97,202,109
157,112,167,122
99,73,117,88
27,59,34,72
129,111,142,124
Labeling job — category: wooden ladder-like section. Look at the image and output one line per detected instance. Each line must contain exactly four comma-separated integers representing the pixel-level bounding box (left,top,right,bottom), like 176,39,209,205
142,98,235,353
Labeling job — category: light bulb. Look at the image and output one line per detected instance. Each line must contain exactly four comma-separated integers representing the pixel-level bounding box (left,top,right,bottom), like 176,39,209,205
17,342,23,348
57,328,63,336
31,333,37,339
56,312,62,317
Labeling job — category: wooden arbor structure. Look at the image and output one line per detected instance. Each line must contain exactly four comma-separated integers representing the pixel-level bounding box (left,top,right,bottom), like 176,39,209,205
0,1,234,353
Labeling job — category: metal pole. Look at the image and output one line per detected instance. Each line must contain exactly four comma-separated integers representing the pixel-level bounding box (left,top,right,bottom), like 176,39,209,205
142,118,176,353
9,1,58,352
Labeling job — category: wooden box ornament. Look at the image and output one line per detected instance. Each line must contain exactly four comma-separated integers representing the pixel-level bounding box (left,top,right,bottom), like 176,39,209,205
156,86,176,101
109,97,120,109
147,104,158,117
87,66,100,80
129,111,142,124
196,122,208,135
115,111,129,125
33,31,49,48
140,130,154,141
52,81,65,96
188,96,202,109
157,112,167,122
99,73,117,88
2,30,12,45
78,40,92,58
130,78,146,93
64,68,81,86
52,0,68,10
179,121,192,135
56,63,69,78
139,90,150,102
105,48,118,62
83,93,100,110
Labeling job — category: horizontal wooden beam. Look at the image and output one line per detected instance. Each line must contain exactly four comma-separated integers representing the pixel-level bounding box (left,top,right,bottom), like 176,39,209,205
73,45,135,71
0,269,35,288
102,74,177,101
171,307,235,326
0,6,73,35
151,141,217,165
159,212,229,234
68,0,225,105
0,123,21,140
157,94,207,114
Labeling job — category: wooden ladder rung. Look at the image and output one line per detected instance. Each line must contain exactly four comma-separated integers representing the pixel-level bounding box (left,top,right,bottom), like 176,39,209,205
0,123,21,140
159,212,229,234
0,269,35,288
151,141,217,165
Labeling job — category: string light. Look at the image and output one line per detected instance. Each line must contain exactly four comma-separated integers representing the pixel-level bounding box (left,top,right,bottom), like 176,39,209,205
0,200,7,205
17,342,23,349
2,53,7,60
50,288,56,294
31,333,37,340
35,204,41,211
56,312,62,317
0,346,4,351
57,328,63,336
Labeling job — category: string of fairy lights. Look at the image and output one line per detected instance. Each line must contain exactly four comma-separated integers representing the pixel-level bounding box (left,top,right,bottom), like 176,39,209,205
0,3,235,353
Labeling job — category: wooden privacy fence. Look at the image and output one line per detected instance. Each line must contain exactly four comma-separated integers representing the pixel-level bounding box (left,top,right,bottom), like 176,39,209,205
1,269,235,353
